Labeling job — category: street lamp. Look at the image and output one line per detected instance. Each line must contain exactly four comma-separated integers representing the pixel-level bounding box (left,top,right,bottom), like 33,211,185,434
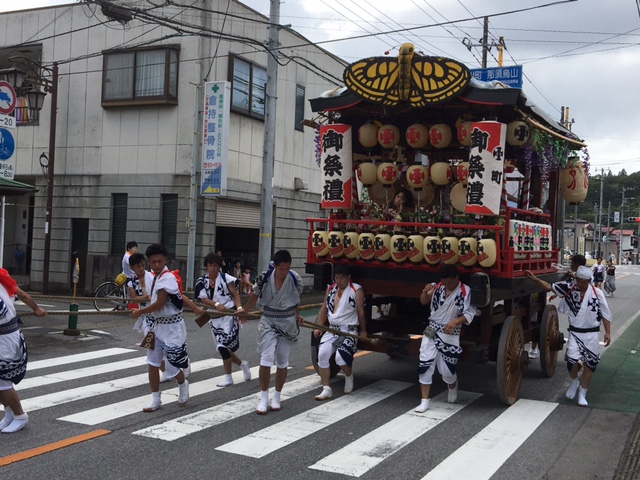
8,56,58,293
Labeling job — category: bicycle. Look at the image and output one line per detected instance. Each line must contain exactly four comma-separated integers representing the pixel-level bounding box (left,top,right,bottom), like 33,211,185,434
94,273,129,311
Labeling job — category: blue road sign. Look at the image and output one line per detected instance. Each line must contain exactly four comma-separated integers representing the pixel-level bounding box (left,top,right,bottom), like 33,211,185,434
0,128,15,161
470,65,523,89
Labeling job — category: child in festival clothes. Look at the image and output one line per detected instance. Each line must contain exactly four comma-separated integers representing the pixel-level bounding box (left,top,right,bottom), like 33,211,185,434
0,269,47,433
195,253,251,387
241,267,253,294
130,244,191,412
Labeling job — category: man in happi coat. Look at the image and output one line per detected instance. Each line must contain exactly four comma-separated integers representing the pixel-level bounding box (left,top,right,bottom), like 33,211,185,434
528,265,611,406
131,244,190,412
415,265,479,413
0,269,47,433
195,252,251,387
240,250,304,415
313,264,366,401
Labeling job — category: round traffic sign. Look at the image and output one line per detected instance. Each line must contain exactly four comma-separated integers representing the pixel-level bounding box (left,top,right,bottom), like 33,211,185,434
0,128,15,161
0,81,17,115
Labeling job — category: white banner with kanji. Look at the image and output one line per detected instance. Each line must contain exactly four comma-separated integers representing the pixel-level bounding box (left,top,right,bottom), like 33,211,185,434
465,121,506,216
320,124,353,209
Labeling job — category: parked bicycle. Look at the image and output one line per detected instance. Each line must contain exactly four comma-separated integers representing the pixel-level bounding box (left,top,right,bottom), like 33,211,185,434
94,273,129,311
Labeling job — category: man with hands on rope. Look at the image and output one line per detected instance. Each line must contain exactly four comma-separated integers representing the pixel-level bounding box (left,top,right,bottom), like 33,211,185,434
415,265,479,413
313,264,366,401
239,250,304,415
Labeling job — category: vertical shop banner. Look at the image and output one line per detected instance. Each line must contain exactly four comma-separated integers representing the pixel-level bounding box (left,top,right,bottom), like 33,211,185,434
201,82,230,196
465,121,506,216
320,124,353,209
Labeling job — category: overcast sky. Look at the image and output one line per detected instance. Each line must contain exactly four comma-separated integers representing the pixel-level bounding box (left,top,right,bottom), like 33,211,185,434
3,0,640,175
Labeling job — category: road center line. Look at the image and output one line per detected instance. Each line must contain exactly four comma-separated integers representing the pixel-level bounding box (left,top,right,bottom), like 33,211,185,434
0,429,111,467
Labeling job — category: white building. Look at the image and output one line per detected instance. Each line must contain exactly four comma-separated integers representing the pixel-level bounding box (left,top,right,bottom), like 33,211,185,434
0,1,345,292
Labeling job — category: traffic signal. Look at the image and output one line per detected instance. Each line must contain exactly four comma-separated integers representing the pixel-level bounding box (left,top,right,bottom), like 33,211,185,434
627,217,640,222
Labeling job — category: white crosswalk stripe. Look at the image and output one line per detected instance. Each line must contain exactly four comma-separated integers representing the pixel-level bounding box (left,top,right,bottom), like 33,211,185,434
421,399,557,480
11,346,566,478
308,390,482,477
216,379,412,458
132,373,326,441
21,358,223,412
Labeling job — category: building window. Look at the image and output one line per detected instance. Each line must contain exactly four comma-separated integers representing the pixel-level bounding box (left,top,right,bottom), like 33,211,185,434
102,46,179,107
110,193,128,255
229,56,267,118
294,84,305,132
161,194,178,258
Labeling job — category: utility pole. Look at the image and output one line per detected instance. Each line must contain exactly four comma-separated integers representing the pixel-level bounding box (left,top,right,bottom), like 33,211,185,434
481,16,489,68
257,0,280,272
620,186,633,264
597,168,604,257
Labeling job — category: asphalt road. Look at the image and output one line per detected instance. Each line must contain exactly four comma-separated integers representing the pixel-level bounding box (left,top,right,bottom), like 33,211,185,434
1,269,639,480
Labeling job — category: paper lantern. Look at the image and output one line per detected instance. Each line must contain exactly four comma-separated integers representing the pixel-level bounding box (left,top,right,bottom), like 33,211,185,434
430,162,452,185
407,234,425,264
374,232,392,261
450,182,467,212
441,237,459,265
377,162,398,186
378,124,400,149
369,181,395,206
457,121,474,146
429,124,452,149
423,236,441,265
456,161,469,184
560,159,589,205
358,124,379,148
328,231,344,258
343,231,360,259
459,237,477,266
506,121,530,146
477,238,497,267
358,232,376,261
312,230,329,258
406,165,430,191
406,124,430,149
455,113,475,128
390,233,408,263
357,162,378,187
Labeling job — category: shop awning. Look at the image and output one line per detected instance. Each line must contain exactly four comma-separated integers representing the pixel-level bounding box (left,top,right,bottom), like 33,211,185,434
0,178,37,195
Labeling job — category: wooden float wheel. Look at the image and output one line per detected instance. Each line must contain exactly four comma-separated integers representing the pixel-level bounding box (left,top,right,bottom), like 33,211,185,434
497,316,526,405
539,304,563,378
310,331,341,377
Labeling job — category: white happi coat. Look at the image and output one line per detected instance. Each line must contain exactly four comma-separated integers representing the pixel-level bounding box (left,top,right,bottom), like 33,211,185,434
129,270,154,334
195,272,241,351
0,284,27,387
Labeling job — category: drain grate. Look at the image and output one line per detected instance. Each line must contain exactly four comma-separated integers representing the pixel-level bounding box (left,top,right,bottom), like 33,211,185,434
614,415,640,479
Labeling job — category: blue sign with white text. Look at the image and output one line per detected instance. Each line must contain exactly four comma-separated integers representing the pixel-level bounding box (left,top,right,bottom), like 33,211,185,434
0,128,15,161
470,65,523,89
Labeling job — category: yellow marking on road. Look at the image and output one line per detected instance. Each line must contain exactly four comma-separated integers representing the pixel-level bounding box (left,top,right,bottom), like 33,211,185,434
0,429,111,466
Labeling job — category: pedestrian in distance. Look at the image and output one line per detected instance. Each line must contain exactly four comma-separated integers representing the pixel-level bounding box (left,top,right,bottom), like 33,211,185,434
240,250,304,415
122,241,138,279
527,266,611,406
195,252,251,387
415,265,479,413
130,243,191,412
604,259,616,298
313,264,367,401
241,267,254,295
592,257,605,289
0,269,47,433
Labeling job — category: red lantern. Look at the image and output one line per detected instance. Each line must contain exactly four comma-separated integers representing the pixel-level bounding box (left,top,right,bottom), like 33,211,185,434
377,162,398,187
406,124,430,149
357,162,378,187
406,165,429,191
378,124,400,149
429,124,452,149
358,124,379,148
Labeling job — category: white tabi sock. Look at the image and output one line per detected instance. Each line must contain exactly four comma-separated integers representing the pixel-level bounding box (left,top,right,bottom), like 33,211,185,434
578,386,588,407
0,407,14,430
1,413,28,433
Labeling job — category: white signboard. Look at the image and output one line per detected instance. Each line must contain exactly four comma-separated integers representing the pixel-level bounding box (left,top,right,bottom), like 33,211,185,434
614,211,620,223
201,81,230,197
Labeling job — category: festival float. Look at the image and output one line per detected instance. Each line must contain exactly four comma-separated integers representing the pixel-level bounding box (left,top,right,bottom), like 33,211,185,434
305,43,589,404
